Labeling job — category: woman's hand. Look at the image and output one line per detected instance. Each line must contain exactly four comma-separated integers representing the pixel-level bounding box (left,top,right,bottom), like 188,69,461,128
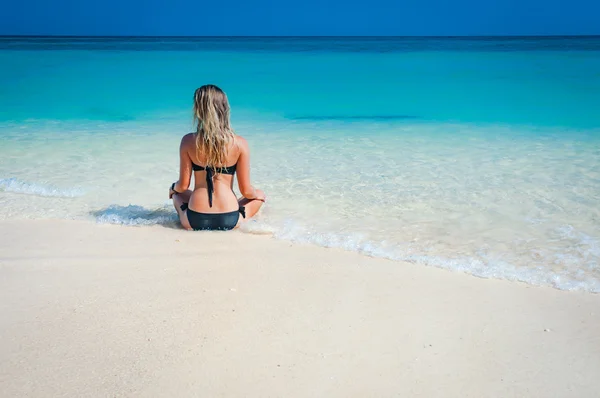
169,182,177,199
239,189,266,206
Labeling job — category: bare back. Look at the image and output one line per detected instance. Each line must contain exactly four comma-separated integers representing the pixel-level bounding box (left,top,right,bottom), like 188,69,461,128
177,132,254,214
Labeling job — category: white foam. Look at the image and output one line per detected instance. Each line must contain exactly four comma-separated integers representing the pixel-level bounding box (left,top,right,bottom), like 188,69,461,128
94,204,178,226
0,177,84,198
241,219,600,293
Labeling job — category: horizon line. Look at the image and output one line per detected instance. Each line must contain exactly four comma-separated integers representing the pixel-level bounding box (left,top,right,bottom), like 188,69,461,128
1,34,600,39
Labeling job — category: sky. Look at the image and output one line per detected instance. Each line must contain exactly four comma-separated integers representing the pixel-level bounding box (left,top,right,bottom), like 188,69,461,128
1,0,598,36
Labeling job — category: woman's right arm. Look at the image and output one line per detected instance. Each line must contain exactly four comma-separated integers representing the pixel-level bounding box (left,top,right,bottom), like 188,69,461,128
236,136,264,201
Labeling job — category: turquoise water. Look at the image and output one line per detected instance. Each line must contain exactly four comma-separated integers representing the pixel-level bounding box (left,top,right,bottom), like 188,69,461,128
1,37,600,291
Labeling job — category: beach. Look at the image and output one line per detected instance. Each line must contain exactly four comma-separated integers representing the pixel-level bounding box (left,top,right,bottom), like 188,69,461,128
1,36,600,396
1,219,598,397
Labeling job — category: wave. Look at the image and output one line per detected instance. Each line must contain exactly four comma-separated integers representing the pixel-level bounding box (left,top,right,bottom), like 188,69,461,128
0,177,84,198
240,219,600,293
87,209,600,292
92,204,178,226
89,205,600,293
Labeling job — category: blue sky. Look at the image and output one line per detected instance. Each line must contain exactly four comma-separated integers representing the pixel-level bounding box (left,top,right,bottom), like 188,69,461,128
1,0,598,36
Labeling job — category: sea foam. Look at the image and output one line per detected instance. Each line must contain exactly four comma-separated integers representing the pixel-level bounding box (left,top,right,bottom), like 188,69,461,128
0,178,84,198
93,204,178,226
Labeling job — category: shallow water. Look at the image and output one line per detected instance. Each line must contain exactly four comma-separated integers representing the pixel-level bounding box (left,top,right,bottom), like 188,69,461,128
1,37,600,291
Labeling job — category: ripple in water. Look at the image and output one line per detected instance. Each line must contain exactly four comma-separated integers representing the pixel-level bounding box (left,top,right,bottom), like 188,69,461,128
92,204,178,227
0,177,84,198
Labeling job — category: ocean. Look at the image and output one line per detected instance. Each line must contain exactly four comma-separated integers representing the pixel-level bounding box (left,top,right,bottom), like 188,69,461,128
1,36,599,292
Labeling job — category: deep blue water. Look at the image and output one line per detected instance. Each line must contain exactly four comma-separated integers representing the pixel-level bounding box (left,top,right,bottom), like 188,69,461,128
1,36,600,127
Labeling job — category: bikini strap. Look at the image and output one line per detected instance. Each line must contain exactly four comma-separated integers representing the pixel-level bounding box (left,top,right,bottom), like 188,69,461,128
206,168,214,207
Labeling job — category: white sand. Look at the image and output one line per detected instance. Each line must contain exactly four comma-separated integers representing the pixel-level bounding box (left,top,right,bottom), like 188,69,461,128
0,220,599,397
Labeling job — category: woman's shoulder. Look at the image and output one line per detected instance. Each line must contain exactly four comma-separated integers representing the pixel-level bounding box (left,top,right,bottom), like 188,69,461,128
180,132,196,147
182,132,196,141
233,134,248,150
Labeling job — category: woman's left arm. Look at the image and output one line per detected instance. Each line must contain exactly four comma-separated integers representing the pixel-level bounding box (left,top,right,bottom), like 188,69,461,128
170,134,193,196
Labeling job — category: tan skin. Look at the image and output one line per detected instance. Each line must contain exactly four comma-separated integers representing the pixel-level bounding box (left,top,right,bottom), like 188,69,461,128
169,133,265,230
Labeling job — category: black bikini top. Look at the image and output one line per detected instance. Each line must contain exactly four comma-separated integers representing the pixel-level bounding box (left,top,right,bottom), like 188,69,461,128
192,162,237,207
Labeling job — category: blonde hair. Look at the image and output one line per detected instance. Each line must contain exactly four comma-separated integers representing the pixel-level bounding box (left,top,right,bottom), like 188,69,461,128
193,84,235,168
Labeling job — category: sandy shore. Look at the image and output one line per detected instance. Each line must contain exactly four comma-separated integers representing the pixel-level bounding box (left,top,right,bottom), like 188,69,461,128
0,220,598,397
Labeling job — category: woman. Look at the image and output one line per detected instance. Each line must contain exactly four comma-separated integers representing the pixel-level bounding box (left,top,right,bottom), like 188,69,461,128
169,84,266,230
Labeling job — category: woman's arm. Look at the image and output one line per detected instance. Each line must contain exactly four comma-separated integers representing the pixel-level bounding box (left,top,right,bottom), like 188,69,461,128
171,134,193,195
235,136,264,201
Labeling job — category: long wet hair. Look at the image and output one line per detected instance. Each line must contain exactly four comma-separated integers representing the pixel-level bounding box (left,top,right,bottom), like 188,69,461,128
193,84,235,168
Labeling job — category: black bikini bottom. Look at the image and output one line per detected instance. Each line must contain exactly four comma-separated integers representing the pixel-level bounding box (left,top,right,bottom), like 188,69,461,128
181,203,246,231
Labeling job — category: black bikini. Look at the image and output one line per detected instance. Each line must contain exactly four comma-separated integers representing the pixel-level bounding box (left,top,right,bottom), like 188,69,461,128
180,162,246,231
